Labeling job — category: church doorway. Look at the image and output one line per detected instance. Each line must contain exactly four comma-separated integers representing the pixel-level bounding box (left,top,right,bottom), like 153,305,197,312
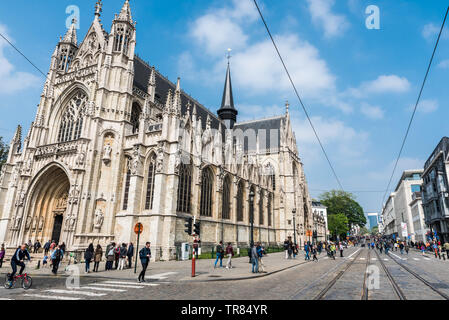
22,165,70,245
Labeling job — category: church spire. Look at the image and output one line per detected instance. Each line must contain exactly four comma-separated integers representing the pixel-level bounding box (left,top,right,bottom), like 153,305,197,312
217,52,238,129
94,0,103,18
117,0,133,24
62,18,78,45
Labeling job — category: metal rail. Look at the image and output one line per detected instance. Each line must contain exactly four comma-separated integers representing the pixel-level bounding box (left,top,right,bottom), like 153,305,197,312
313,249,363,300
361,249,371,300
387,252,449,300
374,249,406,300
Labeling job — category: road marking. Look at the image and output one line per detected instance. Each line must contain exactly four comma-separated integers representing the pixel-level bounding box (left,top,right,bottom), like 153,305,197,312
383,258,388,261
0,298,12,300
390,252,405,260
24,294,80,300
423,257,431,261
89,283,144,289
147,272,178,280
44,289,107,297
360,258,366,260
83,286,127,292
102,281,159,287
347,248,361,259
371,258,377,261
413,258,420,261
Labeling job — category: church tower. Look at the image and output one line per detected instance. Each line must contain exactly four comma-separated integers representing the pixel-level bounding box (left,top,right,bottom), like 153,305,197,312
217,62,238,129
56,18,78,73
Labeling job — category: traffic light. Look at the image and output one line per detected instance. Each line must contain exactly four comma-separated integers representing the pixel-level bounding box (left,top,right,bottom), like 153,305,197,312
193,220,201,237
184,217,193,235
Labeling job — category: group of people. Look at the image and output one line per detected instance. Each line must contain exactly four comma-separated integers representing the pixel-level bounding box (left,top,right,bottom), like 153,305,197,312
283,238,346,262
413,240,449,259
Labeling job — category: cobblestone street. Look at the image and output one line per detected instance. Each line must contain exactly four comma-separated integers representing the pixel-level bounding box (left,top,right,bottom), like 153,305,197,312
1,247,449,300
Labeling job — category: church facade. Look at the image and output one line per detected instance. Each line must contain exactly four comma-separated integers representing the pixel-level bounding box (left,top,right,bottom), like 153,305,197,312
0,1,313,261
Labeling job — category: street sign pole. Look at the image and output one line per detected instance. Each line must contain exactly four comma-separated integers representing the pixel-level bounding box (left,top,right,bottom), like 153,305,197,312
192,235,196,278
134,231,140,274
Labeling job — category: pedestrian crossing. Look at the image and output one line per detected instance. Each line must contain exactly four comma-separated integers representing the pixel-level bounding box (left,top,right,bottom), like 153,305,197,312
15,272,177,300
347,257,438,262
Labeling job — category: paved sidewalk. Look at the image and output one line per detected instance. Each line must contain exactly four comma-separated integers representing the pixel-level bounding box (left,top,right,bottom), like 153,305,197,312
3,251,324,282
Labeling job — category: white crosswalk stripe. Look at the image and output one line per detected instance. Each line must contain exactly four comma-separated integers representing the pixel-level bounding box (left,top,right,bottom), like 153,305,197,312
384,258,389,261
360,258,366,260
44,289,107,297
102,281,159,287
147,272,178,280
83,286,127,292
89,283,144,289
423,257,431,261
371,258,377,261
24,294,80,300
413,258,420,261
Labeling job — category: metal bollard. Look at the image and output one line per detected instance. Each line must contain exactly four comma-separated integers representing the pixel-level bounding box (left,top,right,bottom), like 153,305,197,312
36,260,41,270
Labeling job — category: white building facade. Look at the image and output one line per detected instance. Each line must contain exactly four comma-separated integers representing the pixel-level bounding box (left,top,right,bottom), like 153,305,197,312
0,1,313,260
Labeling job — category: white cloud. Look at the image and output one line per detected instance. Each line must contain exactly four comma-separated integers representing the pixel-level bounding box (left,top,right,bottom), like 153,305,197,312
0,24,41,94
417,99,438,113
347,75,411,98
306,0,349,38
421,23,449,41
438,59,449,69
361,103,384,119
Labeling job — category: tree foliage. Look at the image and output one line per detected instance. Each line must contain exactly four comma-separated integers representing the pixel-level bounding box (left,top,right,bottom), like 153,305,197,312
319,190,366,227
371,226,379,235
328,213,349,238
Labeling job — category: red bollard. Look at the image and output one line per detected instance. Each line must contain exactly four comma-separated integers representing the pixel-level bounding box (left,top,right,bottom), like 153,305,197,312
192,254,196,277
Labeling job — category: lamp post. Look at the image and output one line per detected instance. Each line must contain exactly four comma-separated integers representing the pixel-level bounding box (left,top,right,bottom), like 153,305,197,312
249,190,255,248
292,209,297,246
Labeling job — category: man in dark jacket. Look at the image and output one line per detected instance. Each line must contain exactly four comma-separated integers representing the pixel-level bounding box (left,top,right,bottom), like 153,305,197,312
33,240,41,254
43,240,51,255
127,243,134,269
138,242,151,283
9,244,31,281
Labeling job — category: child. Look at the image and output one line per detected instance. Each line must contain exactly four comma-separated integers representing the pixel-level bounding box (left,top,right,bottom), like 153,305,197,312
43,254,48,268
312,246,318,262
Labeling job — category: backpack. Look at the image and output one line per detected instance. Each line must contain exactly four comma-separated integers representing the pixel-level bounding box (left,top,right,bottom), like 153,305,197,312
53,249,61,260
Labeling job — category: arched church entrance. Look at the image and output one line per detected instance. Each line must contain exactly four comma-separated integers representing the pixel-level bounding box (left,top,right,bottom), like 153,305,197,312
23,166,70,245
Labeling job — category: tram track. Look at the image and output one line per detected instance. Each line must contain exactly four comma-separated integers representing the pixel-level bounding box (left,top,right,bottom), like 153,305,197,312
373,249,406,300
361,248,370,300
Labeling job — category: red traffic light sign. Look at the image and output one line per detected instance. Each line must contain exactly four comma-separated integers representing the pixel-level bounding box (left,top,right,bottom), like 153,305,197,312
134,223,143,235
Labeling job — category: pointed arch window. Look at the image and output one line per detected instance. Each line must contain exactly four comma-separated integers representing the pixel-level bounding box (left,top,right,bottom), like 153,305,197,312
200,167,213,217
58,91,88,143
222,176,231,220
237,181,244,222
144,154,157,210
266,164,276,191
131,103,142,134
268,193,273,227
259,190,264,225
122,159,132,210
177,164,192,213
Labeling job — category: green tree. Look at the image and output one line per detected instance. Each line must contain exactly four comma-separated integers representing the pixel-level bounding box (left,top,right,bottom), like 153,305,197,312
328,213,349,240
360,226,370,235
319,190,367,227
0,137,8,169
371,226,379,235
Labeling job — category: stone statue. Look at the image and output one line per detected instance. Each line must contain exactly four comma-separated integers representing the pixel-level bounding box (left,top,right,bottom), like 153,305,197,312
156,148,164,173
94,208,104,230
65,214,76,231
38,216,44,231
103,143,112,163
16,190,25,207
25,216,32,230
76,152,86,166
174,151,181,175
13,215,22,230
31,216,37,230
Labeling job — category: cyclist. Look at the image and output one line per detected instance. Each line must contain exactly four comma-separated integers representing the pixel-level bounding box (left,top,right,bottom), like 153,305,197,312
8,243,31,283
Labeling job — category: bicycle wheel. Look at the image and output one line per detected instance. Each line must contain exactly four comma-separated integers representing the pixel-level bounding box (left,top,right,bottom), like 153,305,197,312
22,275,32,290
4,274,13,289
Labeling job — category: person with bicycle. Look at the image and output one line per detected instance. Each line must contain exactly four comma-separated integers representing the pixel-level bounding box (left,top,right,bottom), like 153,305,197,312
8,244,31,283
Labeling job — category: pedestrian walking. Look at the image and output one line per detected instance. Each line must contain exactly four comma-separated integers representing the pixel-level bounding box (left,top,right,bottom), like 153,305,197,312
257,243,265,273
444,241,449,260
214,241,224,269
312,246,318,262
304,243,310,261
138,242,151,283
118,243,128,270
421,244,426,255
105,242,115,271
405,243,409,255
399,242,404,255
51,245,63,275
43,240,51,255
283,239,289,259
127,242,134,269
42,254,48,268
251,245,259,273
225,242,234,269
84,243,94,273
94,244,102,272
33,240,41,254
339,242,344,257
114,244,120,269
0,244,5,268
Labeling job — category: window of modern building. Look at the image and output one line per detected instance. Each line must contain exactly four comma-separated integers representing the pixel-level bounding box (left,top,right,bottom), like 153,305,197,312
411,184,421,193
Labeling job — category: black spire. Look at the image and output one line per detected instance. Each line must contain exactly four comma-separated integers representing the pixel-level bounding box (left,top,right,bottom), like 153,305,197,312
217,63,238,129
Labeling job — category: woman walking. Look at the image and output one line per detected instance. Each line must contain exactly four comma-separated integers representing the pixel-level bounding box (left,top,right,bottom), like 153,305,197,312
84,243,94,273
225,242,234,269
94,244,103,272
118,243,128,270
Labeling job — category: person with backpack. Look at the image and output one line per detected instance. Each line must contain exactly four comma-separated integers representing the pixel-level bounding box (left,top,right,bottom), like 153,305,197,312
118,243,128,270
51,245,63,275
84,243,94,273
138,242,152,283
127,242,134,269
214,241,224,269
225,242,234,269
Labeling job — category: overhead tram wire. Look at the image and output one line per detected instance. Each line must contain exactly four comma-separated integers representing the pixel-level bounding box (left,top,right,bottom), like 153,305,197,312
380,5,449,210
0,32,48,79
252,0,344,192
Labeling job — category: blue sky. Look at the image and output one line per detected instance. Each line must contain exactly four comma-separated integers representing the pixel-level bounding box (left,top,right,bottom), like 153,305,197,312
1,0,449,216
